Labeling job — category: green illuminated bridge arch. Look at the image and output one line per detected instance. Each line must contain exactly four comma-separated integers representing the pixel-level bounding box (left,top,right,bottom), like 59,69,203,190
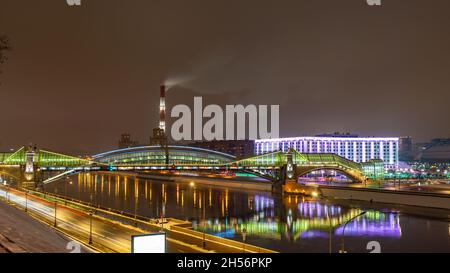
92,145,236,166
228,148,370,183
0,146,92,168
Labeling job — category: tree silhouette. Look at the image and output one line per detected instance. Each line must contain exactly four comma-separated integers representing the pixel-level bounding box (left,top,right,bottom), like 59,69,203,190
0,35,11,80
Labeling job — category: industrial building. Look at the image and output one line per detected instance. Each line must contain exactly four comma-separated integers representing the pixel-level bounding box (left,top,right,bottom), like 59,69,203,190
189,140,254,159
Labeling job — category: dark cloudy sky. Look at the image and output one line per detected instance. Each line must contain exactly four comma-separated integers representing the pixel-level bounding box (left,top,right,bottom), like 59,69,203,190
0,0,449,155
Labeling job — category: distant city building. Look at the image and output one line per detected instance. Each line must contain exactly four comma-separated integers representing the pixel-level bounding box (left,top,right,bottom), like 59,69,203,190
418,138,450,163
149,127,168,147
255,135,399,169
189,140,254,159
399,136,414,161
315,132,359,138
412,142,429,161
118,133,139,149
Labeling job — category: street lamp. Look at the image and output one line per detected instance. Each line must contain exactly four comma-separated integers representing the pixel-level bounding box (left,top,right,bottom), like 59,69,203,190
340,211,366,253
54,201,58,227
202,190,206,249
65,179,68,197
134,180,139,227
159,202,165,232
89,210,93,245
327,208,332,253
25,191,28,213
134,198,138,227
242,228,247,253
373,162,376,187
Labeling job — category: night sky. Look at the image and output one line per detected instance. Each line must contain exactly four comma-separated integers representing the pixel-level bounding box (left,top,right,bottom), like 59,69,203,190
0,0,449,155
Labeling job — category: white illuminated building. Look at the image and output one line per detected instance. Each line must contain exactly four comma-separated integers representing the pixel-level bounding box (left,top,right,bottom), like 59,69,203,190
255,136,399,169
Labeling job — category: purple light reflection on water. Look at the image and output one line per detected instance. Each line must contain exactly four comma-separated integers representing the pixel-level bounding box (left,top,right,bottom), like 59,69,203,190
334,220,401,238
298,202,338,218
254,195,274,213
296,201,401,238
300,231,329,238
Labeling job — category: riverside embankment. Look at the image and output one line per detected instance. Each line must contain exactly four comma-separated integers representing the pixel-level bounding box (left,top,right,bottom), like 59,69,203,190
284,182,450,210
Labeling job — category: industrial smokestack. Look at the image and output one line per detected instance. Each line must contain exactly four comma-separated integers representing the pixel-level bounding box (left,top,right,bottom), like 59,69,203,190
159,85,166,133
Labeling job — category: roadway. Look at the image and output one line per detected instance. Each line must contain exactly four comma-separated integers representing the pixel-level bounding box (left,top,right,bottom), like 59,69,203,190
0,200,82,253
0,186,207,253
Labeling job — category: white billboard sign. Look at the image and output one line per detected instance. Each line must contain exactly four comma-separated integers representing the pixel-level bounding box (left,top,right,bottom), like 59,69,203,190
131,233,166,253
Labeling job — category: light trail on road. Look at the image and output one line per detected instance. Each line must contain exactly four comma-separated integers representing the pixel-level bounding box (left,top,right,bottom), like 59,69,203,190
0,187,213,253
0,188,146,252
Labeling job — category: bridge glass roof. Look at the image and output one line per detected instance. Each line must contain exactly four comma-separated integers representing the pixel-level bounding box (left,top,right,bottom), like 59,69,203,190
0,146,91,167
92,146,236,166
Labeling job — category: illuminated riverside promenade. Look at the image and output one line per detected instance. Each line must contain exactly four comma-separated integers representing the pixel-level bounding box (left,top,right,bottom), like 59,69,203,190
41,172,449,253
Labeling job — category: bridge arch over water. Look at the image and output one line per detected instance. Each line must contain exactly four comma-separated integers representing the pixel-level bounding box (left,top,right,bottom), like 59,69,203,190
92,145,236,166
229,149,368,183
295,166,366,183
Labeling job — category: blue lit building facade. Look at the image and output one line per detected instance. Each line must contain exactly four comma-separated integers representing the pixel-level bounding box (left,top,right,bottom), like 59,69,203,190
255,136,399,169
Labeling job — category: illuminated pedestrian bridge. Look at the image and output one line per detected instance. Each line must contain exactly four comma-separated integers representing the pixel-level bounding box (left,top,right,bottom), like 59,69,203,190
92,145,236,166
0,146,91,168
0,145,380,184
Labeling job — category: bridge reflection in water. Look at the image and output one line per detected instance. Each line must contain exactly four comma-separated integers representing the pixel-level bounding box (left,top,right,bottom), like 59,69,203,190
192,195,401,242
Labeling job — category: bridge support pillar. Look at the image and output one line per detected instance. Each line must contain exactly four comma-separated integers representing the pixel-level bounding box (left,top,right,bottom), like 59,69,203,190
272,165,287,194
19,164,40,189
